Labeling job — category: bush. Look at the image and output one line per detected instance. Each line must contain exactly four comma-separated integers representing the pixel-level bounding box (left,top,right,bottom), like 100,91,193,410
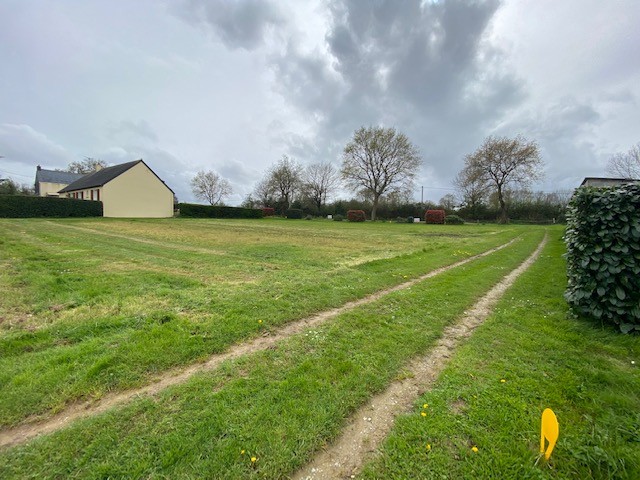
0,195,103,217
262,207,275,217
285,208,303,219
178,203,263,219
445,214,464,225
564,184,640,333
347,210,366,222
425,209,446,224
395,216,407,223
333,214,344,222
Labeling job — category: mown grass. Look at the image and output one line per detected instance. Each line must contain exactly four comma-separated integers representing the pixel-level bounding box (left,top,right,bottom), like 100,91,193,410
360,231,640,479
0,226,546,478
0,218,527,427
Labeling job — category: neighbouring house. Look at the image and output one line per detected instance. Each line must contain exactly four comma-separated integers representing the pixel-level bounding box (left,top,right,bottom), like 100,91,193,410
34,166,85,197
580,177,639,187
58,159,175,218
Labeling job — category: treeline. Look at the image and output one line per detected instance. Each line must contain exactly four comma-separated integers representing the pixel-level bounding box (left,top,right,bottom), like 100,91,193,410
253,189,571,223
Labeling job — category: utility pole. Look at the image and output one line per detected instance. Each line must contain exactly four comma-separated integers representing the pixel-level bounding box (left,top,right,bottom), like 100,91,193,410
421,186,424,204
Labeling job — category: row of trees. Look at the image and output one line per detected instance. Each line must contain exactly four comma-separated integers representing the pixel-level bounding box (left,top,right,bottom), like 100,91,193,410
193,126,422,221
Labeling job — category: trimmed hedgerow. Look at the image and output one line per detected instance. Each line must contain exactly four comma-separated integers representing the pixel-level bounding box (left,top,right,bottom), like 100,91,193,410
0,195,103,217
347,210,366,222
333,214,344,222
425,209,445,224
445,214,464,225
178,203,263,219
564,184,640,333
285,208,303,219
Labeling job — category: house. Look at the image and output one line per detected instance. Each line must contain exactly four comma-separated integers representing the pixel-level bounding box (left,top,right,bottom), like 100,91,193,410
34,166,85,197
580,177,639,187
58,160,175,218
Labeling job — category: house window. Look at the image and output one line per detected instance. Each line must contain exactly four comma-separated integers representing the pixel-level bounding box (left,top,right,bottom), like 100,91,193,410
96,189,100,201
80,191,84,200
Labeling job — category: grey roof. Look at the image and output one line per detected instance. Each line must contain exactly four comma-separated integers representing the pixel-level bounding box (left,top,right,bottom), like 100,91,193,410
580,177,639,187
35,168,85,185
58,160,174,194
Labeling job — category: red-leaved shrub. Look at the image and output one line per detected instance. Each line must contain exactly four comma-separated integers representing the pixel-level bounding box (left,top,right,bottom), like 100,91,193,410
262,207,275,217
425,209,445,224
347,210,366,222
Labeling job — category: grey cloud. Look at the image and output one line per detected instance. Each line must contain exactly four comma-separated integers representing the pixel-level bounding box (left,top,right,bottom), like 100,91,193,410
0,123,74,169
177,0,285,50
108,120,159,144
269,0,523,192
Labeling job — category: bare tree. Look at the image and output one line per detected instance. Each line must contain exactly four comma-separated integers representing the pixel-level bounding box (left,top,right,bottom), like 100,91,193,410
607,143,640,178
301,162,340,212
463,135,543,223
190,170,233,205
453,164,490,214
67,157,108,174
439,193,457,210
341,126,422,220
266,155,303,213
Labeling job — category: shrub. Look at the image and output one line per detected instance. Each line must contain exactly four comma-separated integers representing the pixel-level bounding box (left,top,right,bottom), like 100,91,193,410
425,209,446,224
333,214,344,222
445,214,464,225
347,210,366,222
395,216,407,223
408,216,416,224
564,184,640,333
262,207,275,217
178,203,263,219
285,208,303,219
0,195,103,218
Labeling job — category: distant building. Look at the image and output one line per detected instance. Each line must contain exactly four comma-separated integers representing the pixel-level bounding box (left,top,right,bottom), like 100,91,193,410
34,166,85,197
58,159,174,218
580,177,639,187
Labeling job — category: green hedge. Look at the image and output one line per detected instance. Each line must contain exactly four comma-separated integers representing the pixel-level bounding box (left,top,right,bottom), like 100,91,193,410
177,203,263,219
0,195,103,217
285,208,303,219
564,184,640,333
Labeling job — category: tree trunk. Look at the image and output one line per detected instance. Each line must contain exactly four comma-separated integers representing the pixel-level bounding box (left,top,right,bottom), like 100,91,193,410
371,194,380,221
497,184,508,224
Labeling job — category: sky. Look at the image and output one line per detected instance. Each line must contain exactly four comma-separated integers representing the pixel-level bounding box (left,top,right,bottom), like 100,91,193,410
1,0,639,205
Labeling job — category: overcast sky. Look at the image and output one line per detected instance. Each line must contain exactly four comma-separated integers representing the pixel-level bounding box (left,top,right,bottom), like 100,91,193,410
1,0,639,204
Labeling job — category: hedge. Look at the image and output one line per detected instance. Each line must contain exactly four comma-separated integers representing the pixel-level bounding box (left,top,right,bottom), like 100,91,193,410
425,209,445,224
564,184,640,333
347,210,366,222
0,195,103,217
178,203,263,219
445,214,464,225
262,207,275,217
285,208,303,219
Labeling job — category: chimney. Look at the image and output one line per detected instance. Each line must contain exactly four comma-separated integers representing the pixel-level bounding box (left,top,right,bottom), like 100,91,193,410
37,165,41,171
94,165,103,171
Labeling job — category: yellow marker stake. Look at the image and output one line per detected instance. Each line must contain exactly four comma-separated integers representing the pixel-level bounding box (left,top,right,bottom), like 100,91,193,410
540,408,559,460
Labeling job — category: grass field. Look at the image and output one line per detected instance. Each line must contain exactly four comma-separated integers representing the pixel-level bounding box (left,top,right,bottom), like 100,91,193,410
0,218,637,479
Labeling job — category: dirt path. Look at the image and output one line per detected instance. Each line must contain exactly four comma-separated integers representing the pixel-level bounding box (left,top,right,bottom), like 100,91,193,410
0,238,518,450
293,234,548,480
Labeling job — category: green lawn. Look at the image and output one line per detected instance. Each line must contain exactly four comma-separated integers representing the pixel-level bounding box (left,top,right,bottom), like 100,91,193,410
0,218,524,427
0,221,545,478
1,220,636,479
